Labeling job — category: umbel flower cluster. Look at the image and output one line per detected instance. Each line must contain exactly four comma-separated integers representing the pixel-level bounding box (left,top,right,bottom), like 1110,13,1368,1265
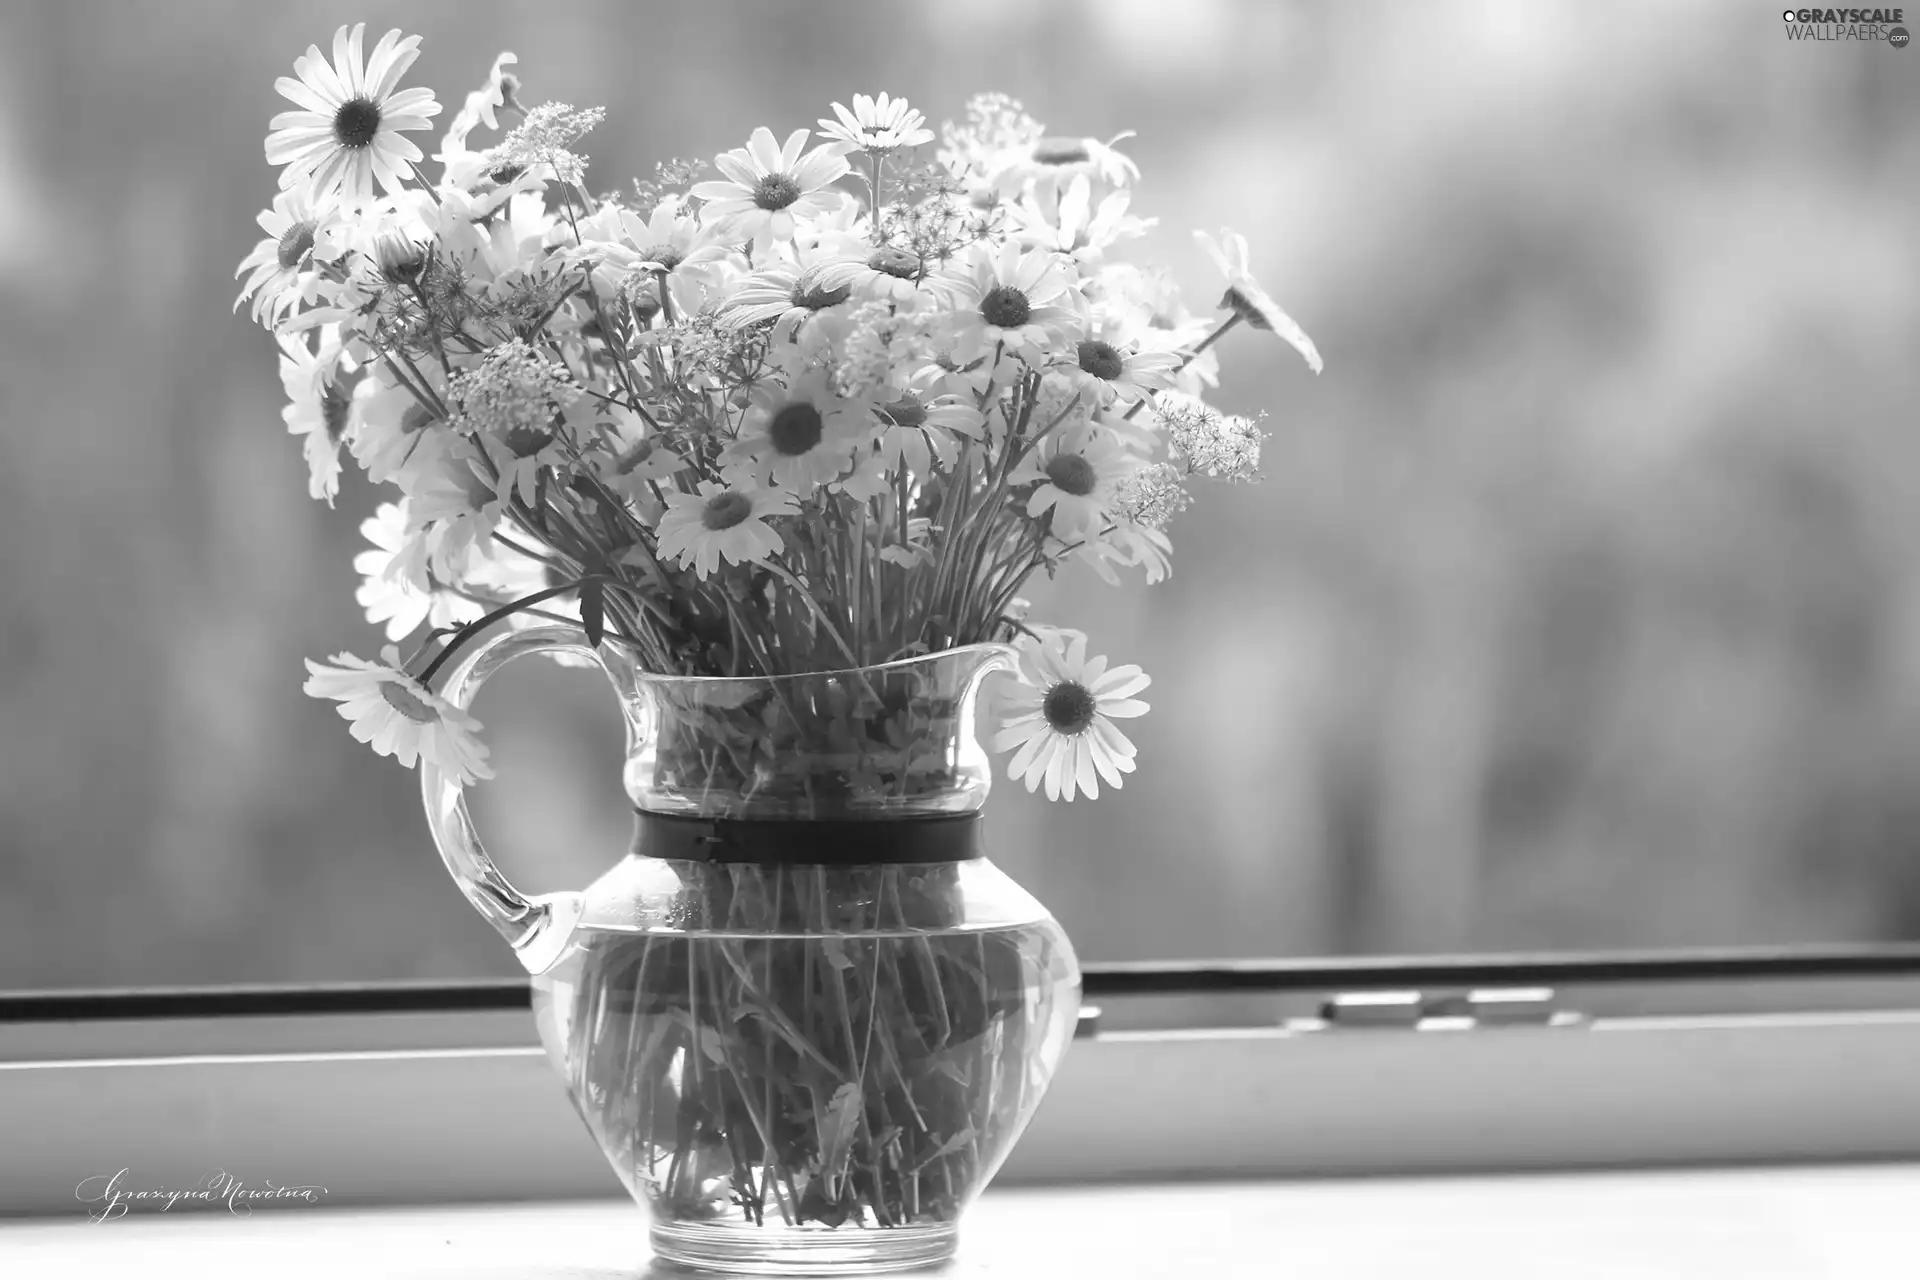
240,25,1320,804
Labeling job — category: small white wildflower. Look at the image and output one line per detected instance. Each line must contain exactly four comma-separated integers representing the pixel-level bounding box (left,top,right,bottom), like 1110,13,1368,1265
1112,462,1192,532
447,339,580,440
489,101,605,186
1156,393,1266,482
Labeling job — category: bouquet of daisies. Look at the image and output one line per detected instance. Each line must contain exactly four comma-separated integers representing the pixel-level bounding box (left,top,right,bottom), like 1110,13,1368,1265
241,24,1319,806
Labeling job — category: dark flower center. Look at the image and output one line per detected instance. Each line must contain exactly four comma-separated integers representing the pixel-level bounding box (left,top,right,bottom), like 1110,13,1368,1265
980,285,1032,329
769,402,824,455
753,173,803,211
321,383,352,443
502,425,555,458
1077,340,1126,381
701,491,754,531
641,244,684,271
881,394,927,430
379,679,439,724
277,221,317,271
378,238,426,283
1042,680,1097,735
1032,137,1091,166
868,246,921,280
400,403,437,435
332,96,384,149
1044,453,1097,497
1221,285,1274,331
794,281,852,312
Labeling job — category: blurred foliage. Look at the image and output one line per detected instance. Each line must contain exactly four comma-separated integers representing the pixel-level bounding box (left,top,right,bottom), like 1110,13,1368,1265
0,0,1916,986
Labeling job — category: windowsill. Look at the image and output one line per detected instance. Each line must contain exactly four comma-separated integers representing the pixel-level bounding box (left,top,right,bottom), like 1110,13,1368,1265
3,1164,1914,1278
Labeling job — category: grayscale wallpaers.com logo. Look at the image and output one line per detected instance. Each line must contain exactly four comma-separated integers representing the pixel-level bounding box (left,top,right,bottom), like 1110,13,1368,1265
1782,7,1910,46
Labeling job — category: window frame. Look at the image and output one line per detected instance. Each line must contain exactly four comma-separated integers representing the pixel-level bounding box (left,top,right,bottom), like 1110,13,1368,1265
5,949,1920,1216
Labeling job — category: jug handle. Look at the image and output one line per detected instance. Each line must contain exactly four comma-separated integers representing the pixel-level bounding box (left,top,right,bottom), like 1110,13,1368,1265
417,623,641,976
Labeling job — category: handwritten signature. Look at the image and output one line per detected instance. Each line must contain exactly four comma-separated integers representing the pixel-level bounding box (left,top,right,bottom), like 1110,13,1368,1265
74,1169,327,1223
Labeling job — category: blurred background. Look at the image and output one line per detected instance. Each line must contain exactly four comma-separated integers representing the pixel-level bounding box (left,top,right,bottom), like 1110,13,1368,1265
2,0,1917,988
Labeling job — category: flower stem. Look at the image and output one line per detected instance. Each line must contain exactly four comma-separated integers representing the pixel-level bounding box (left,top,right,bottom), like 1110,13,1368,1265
1121,312,1242,421
415,576,610,687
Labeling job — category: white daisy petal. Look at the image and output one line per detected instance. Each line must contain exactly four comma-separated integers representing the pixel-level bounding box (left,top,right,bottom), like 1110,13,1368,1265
275,76,337,116
294,46,346,106
1090,716,1137,761
1006,730,1050,778
383,86,440,116
336,25,363,97
745,126,783,173
1092,668,1151,698
1074,737,1099,801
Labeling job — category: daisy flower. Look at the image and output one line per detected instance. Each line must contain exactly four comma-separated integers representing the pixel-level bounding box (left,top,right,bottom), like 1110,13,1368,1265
1077,521,1174,586
1011,424,1135,540
1008,174,1152,268
572,195,731,305
851,244,935,306
353,501,481,642
728,371,864,496
874,366,985,478
817,93,935,155
471,418,571,508
652,481,798,578
279,326,355,505
1194,229,1323,374
990,132,1140,195
1054,330,1181,408
690,127,850,257
350,367,448,488
719,258,865,341
266,24,442,202
233,186,346,328
590,407,686,521
788,190,870,258
435,51,520,188
993,632,1149,802
943,242,1084,368
303,645,493,785
402,449,509,582
479,190,560,283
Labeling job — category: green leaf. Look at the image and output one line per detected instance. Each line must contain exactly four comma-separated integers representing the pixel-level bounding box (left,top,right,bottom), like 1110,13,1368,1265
581,577,606,648
908,1125,977,1175
814,1082,863,1195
